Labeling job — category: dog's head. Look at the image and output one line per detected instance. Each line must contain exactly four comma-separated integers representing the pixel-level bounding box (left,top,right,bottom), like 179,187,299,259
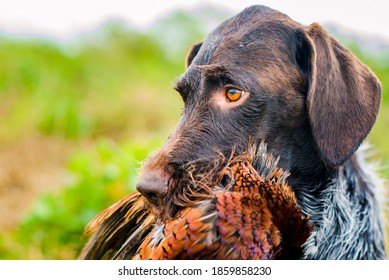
136,5,381,206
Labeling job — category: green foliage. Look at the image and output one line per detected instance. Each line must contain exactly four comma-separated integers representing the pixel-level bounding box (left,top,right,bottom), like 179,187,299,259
0,22,184,141
1,139,162,259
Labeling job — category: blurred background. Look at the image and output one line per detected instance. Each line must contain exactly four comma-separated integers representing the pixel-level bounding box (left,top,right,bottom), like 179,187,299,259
0,0,388,259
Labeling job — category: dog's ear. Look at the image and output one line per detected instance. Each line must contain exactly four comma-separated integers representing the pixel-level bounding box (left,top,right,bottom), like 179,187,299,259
186,42,203,67
297,23,381,167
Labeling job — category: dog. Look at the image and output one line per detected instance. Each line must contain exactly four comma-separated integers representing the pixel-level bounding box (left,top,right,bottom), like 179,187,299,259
136,5,386,259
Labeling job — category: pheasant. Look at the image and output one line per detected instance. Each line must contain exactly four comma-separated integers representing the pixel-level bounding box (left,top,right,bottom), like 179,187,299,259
79,143,312,260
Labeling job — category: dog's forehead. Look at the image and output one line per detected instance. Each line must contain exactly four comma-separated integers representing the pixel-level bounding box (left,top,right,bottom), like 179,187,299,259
214,5,295,36
193,5,299,67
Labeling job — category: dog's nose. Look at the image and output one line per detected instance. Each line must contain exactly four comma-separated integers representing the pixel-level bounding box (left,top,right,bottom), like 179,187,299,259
136,171,169,205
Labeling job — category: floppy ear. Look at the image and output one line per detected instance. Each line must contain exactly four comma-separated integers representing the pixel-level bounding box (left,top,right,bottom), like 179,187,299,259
299,23,381,166
186,42,203,67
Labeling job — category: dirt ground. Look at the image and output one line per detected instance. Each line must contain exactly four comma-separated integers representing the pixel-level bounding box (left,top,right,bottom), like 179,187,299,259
0,135,71,230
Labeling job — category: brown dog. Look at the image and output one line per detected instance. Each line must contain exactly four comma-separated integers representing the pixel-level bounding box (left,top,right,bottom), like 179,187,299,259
136,5,386,259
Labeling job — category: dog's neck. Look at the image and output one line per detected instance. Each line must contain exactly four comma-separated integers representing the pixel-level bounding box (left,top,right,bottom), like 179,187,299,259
268,125,336,188
292,147,386,259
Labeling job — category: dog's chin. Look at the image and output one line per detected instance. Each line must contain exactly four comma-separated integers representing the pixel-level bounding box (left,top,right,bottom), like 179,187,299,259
155,178,184,221
149,203,180,223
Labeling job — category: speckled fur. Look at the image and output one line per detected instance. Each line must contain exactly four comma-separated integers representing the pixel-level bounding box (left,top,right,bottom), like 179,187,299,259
297,145,387,259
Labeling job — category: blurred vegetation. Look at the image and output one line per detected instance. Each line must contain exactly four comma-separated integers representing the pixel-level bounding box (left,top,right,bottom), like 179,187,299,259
0,7,388,259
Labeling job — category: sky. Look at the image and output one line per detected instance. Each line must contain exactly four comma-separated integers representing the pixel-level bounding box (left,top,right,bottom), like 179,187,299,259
0,0,389,42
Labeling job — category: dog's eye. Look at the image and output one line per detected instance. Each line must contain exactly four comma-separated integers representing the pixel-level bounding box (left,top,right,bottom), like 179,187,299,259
226,87,245,102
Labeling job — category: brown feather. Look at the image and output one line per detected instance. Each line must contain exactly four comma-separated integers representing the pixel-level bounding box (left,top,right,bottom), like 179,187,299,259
79,192,155,259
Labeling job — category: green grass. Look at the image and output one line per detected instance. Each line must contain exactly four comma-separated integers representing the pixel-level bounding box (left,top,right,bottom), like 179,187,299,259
0,137,168,259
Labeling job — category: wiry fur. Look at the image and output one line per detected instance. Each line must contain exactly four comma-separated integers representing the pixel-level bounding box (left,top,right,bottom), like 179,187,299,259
297,145,387,259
